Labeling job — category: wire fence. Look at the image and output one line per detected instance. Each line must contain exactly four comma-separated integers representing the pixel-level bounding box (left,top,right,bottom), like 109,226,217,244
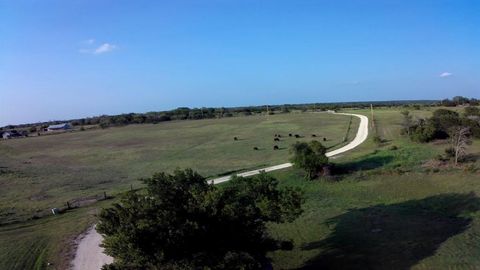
0,191,116,227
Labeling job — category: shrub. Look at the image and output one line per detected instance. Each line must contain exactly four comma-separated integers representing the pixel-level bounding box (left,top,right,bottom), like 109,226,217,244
290,141,329,180
99,122,110,129
273,145,279,150
410,120,436,142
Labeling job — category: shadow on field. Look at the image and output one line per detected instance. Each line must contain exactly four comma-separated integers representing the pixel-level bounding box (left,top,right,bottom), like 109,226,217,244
334,155,394,174
300,193,479,270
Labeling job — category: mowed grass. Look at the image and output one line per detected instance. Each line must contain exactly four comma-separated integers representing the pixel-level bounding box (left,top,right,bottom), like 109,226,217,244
266,107,480,269
0,112,357,223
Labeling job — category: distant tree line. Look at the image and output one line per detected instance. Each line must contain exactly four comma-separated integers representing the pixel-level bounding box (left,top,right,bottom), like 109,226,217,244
2,97,476,131
440,96,480,107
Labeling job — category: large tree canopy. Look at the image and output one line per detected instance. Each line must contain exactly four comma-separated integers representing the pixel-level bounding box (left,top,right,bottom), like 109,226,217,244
97,169,304,270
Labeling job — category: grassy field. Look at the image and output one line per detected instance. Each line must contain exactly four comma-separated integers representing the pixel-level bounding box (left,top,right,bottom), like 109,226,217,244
0,200,111,270
1,106,479,270
267,107,480,269
0,112,358,224
0,111,358,269
268,170,480,269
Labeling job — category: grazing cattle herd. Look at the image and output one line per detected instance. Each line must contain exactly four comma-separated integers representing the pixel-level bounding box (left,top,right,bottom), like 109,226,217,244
233,133,327,151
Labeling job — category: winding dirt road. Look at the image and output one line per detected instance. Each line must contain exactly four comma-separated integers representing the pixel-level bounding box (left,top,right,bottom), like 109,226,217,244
71,112,369,270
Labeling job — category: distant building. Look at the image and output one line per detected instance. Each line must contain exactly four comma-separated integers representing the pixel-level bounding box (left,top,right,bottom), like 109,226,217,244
47,123,72,131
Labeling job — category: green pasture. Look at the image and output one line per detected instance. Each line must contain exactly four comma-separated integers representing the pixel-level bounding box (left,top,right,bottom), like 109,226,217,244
0,112,357,223
1,106,479,270
266,106,480,269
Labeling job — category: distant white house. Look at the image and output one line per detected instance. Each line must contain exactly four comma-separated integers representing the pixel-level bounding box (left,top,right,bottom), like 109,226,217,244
47,123,72,131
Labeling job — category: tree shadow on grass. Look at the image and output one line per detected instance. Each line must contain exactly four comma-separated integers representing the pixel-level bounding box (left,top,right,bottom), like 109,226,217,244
334,155,395,174
300,193,480,270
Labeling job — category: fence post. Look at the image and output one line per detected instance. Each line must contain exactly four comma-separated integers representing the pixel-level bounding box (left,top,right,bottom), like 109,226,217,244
66,201,71,209
103,191,107,200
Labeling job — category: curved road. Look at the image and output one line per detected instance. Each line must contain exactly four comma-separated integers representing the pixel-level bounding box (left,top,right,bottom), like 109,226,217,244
211,112,369,184
71,112,369,270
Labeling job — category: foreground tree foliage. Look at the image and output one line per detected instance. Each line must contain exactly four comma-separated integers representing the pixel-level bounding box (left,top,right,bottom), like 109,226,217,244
290,141,329,179
97,169,304,270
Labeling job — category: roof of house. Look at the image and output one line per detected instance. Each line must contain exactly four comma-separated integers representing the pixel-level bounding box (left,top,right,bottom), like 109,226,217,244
48,123,71,129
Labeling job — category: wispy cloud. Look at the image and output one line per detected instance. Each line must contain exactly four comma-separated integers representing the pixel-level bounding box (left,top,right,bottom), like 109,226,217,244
79,39,117,55
93,43,117,54
439,72,453,78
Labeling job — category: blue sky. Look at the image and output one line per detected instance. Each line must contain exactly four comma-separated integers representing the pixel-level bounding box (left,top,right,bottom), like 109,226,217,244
1,0,479,126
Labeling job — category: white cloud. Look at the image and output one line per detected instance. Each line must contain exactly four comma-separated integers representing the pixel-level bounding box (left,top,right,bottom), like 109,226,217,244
93,43,117,54
79,39,117,55
439,72,453,78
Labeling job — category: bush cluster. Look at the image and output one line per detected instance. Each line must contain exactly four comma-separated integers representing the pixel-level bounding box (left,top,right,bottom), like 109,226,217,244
406,108,480,143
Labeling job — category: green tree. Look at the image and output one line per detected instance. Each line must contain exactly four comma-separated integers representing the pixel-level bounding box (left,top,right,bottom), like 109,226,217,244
290,141,329,179
97,169,304,270
410,119,436,142
430,109,461,138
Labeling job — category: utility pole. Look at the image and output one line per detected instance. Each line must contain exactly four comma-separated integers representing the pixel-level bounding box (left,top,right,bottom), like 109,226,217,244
370,104,375,129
